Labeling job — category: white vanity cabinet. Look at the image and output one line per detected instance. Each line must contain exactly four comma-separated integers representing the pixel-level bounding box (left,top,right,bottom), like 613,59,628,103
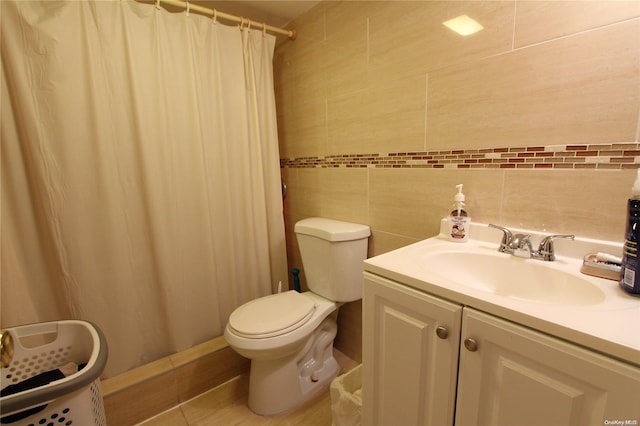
362,273,462,426
362,273,640,426
456,308,640,426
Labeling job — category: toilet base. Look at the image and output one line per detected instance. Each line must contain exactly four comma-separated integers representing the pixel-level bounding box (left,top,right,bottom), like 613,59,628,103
247,316,339,416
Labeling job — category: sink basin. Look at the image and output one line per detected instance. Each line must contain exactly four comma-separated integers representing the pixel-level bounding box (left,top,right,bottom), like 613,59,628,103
420,251,606,306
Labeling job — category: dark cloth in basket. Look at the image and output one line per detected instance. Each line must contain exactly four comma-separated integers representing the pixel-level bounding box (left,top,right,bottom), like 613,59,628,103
1,363,86,424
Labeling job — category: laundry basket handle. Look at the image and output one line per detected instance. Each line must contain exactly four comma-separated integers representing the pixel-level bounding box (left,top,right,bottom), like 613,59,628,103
9,321,60,354
10,321,59,340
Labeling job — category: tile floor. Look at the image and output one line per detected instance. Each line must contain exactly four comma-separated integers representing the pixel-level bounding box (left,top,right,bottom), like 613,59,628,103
138,351,358,425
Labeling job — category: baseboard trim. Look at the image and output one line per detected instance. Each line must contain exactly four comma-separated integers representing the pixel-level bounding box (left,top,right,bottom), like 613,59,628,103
101,336,249,426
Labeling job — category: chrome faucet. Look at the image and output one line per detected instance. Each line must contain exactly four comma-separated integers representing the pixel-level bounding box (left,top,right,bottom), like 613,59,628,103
488,224,574,261
511,233,534,259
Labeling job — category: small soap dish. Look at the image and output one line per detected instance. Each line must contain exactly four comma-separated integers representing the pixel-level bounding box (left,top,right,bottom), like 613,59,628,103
581,253,621,281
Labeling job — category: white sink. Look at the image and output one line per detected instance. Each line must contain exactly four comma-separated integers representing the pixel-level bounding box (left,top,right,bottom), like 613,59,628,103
364,220,640,366
420,251,606,306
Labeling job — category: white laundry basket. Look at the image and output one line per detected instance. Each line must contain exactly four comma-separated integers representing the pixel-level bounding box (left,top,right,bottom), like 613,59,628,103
0,320,108,426
330,364,362,426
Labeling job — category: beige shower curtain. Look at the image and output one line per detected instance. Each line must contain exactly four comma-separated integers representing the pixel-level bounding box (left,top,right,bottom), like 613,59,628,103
1,0,287,377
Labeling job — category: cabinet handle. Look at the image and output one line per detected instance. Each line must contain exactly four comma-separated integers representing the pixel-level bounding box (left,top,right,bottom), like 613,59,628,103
464,338,479,352
436,326,449,339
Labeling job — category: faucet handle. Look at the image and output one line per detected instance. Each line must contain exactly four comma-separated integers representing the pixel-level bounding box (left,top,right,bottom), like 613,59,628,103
488,224,513,253
537,234,575,261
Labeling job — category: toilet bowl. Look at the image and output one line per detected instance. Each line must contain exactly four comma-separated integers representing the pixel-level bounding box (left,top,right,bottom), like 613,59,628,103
224,217,370,415
224,291,339,415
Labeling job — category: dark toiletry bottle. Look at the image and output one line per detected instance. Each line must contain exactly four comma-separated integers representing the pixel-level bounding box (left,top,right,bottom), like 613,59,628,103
620,169,640,296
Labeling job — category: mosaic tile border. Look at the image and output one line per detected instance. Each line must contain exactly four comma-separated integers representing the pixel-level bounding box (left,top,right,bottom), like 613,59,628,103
280,143,640,170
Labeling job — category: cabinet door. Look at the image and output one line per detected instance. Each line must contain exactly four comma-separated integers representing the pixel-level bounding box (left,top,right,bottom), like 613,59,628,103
456,308,640,426
362,273,462,426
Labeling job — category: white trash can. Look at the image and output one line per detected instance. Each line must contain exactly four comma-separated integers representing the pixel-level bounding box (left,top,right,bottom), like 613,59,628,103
330,364,362,426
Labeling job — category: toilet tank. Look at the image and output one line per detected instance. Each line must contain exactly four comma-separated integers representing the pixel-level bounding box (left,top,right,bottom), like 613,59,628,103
294,217,370,302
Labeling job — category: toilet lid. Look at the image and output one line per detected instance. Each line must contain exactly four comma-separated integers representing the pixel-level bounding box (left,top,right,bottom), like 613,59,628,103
228,291,316,338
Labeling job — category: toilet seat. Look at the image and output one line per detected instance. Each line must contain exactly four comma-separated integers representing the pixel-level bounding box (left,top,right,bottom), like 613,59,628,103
228,291,316,339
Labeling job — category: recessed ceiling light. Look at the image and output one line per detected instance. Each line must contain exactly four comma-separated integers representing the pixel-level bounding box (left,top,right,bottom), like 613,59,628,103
443,15,483,36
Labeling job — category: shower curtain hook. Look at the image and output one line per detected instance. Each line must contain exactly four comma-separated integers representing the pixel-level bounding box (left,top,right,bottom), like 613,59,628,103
212,8,217,24
155,0,161,10
262,23,267,37
185,0,190,16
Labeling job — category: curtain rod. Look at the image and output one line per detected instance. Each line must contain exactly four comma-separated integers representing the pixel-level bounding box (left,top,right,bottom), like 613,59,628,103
155,0,297,40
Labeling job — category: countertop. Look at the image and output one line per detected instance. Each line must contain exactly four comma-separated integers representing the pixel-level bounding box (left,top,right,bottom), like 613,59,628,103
364,221,640,367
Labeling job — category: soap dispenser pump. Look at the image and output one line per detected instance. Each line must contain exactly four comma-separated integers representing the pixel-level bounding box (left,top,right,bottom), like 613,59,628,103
447,184,470,243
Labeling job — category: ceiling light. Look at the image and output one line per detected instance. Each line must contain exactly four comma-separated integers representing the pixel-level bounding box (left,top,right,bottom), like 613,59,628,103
443,15,483,36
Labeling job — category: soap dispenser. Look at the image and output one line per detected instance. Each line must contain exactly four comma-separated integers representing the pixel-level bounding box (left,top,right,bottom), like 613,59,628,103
620,169,640,296
447,184,470,243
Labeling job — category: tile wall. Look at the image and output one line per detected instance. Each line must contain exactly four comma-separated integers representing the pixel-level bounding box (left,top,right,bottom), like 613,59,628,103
274,1,640,362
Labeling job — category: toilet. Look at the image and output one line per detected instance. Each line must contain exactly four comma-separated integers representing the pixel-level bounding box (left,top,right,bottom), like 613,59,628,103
224,217,370,415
